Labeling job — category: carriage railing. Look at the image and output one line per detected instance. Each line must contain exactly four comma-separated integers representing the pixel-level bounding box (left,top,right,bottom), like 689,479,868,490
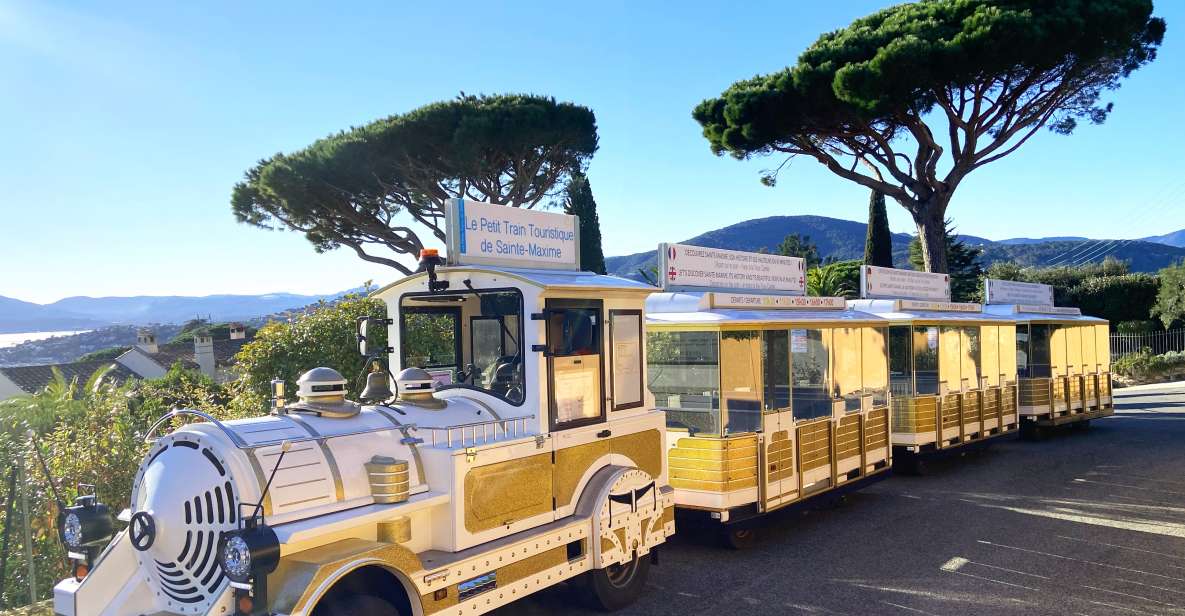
414,415,536,448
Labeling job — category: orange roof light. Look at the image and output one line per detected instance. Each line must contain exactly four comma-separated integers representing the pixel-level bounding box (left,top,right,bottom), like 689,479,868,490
420,249,439,259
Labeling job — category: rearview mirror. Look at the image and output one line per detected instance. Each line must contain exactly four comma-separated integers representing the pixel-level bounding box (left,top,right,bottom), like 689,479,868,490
357,317,369,357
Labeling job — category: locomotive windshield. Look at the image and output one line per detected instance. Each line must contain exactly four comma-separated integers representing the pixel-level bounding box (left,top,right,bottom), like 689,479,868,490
399,288,525,404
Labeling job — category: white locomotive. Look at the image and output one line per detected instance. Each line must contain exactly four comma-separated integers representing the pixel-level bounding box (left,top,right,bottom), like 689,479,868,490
52,207,674,616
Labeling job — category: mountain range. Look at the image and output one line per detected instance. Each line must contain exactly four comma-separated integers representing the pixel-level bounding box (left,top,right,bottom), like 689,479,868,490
604,215,1185,280
0,291,350,334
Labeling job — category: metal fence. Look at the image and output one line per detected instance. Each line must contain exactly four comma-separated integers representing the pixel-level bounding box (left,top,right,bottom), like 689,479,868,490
1110,328,1185,359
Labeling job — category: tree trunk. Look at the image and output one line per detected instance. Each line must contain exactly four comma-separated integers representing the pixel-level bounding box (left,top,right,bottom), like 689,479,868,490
913,202,949,274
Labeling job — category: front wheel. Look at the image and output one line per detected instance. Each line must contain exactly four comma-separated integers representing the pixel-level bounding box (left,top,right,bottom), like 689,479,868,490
582,550,652,611
721,526,760,550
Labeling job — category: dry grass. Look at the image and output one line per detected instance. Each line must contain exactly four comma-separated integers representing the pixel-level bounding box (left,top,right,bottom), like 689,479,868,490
0,602,52,616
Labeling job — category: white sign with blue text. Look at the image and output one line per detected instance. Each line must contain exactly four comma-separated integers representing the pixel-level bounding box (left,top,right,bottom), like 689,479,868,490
445,198,581,270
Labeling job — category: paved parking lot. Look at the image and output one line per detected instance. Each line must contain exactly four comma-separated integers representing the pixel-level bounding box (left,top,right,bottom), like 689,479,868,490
502,384,1185,615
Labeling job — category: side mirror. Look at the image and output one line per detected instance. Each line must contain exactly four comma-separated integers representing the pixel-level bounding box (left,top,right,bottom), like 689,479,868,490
356,317,394,358
356,317,369,357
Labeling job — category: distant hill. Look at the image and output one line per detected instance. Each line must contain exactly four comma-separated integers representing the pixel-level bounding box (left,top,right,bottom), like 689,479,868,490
995,236,1089,245
0,290,353,334
604,216,1185,280
0,296,110,334
1142,228,1185,248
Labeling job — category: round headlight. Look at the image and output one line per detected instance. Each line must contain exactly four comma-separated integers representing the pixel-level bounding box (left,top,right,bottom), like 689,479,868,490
63,512,83,548
220,534,252,582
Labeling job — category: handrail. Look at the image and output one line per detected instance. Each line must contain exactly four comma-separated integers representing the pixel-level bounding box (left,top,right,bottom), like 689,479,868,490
144,409,248,447
415,415,536,448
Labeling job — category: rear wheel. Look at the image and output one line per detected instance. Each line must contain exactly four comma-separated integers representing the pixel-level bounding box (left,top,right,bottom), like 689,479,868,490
315,594,401,616
583,550,652,611
1020,421,1048,441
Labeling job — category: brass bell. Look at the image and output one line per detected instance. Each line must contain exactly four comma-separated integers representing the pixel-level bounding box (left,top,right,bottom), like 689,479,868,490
360,368,394,403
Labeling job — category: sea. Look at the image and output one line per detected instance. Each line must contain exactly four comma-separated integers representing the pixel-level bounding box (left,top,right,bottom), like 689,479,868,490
0,330,91,349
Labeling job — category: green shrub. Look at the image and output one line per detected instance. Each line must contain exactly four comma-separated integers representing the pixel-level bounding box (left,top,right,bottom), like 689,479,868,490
1067,274,1159,323
0,366,243,609
1115,320,1161,335
1113,348,1185,381
232,294,387,412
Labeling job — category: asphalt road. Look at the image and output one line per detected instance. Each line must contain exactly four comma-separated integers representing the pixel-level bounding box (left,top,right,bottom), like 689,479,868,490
500,384,1185,616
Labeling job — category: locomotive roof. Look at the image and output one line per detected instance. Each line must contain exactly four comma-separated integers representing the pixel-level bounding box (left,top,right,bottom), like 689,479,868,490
372,266,657,296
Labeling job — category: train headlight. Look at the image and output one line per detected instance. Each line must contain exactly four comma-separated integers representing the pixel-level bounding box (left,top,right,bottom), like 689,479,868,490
220,534,254,582
58,494,113,550
217,522,280,615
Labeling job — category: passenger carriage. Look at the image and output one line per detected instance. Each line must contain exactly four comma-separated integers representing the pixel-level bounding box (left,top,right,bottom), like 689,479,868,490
850,266,1019,471
645,244,891,546
982,278,1113,438
52,200,673,616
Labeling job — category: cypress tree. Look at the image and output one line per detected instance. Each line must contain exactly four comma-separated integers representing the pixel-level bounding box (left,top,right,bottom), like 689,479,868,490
864,190,894,267
564,173,606,274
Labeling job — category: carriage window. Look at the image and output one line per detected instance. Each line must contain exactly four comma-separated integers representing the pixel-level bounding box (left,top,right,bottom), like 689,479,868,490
1029,324,1052,378
791,328,831,421
400,289,524,405
862,327,889,407
1016,324,1031,378
649,331,720,436
721,331,762,435
961,326,981,389
913,326,939,395
763,330,791,412
888,326,913,397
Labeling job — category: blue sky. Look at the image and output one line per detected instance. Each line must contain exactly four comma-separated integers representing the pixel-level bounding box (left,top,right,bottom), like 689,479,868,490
2,0,1182,304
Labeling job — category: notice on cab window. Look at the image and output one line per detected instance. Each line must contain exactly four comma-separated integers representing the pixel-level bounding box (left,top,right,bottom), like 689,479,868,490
611,313,642,407
553,357,600,423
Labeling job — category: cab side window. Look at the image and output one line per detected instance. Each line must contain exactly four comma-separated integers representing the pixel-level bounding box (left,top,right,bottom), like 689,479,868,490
546,300,605,429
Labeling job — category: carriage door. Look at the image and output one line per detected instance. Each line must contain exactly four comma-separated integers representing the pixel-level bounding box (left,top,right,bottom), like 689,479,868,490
545,300,608,514
761,330,796,506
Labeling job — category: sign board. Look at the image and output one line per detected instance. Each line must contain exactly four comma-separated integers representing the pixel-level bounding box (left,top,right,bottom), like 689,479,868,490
1016,304,1082,316
984,278,1054,306
659,243,805,294
860,265,950,301
445,198,580,270
707,292,846,310
897,299,982,313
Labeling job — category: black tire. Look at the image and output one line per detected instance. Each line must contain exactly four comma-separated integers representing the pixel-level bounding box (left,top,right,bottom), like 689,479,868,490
1072,419,1092,431
583,550,652,611
315,594,401,616
896,456,927,476
721,525,760,550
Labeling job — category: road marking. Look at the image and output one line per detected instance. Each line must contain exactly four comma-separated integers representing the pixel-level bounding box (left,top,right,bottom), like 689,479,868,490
743,597,760,605
940,557,968,572
784,602,847,614
676,592,700,598
880,601,940,615
1116,578,1185,596
1080,584,1178,608
901,494,922,500
1056,535,1185,561
947,569,1039,591
1087,471,1185,487
1085,599,1156,615
977,540,1185,582
1072,477,1185,495
970,499,1185,538
966,560,1051,579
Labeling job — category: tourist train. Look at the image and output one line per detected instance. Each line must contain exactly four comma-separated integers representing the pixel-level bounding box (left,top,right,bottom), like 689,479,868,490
50,202,1112,616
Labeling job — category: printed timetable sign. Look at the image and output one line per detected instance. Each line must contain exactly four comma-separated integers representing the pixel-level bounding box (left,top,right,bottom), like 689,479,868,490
659,243,806,294
984,278,1055,306
860,265,950,301
445,198,580,270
